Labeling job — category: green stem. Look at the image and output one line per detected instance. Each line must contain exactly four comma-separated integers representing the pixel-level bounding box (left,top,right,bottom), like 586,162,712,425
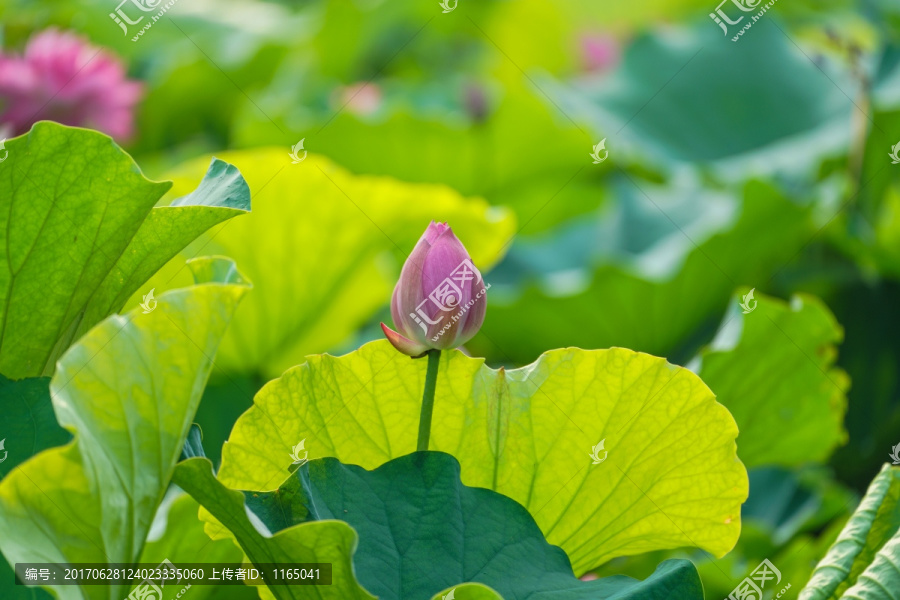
417,349,441,452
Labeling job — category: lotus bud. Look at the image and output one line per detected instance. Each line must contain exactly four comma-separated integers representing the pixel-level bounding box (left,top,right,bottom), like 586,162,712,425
381,221,489,357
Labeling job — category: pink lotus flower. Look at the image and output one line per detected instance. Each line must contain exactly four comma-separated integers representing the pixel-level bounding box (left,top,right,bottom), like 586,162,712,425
0,29,143,140
333,82,382,116
581,33,620,72
382,222,488,357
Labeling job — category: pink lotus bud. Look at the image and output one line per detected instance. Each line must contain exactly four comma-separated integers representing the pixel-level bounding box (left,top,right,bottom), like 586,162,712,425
381,221,488,357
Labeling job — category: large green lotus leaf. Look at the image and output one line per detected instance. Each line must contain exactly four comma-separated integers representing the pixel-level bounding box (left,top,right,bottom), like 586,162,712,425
156,149,515,378
593,465,854,599
238,452,704,599
696,291,849,468
173,457,375,600
547,22,853,177
800,464,900,600
468,178,812,365
217,340,747,573
0,121,250,379
0,375,69,480
0,257,250,600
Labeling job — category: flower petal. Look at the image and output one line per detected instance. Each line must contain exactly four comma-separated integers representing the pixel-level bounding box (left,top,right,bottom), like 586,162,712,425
380,323,429,358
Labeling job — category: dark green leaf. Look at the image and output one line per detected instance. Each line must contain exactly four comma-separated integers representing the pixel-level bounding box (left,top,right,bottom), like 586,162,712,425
0,375,70,480
172,457,375,600
248,451,704,600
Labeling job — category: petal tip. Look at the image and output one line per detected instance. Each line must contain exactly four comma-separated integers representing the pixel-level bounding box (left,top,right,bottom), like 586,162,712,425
381,322,429,358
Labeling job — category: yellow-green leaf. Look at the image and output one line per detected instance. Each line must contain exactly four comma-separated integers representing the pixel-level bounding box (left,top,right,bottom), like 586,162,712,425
173,457,374,600
0,122,250,378
697,291,849,468
217,340,748,573
0,257,249,600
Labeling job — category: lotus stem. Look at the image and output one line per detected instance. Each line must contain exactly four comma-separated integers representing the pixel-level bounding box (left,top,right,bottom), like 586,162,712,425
417,349,441,451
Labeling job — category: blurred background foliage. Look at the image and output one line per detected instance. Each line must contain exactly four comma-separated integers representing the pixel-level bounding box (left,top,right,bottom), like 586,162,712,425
2,0,900,597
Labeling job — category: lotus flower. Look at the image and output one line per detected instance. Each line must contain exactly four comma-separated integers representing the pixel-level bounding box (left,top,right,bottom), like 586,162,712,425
333,82,382,116
0,29,143,140
581,33,620,72
381,222,488,357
